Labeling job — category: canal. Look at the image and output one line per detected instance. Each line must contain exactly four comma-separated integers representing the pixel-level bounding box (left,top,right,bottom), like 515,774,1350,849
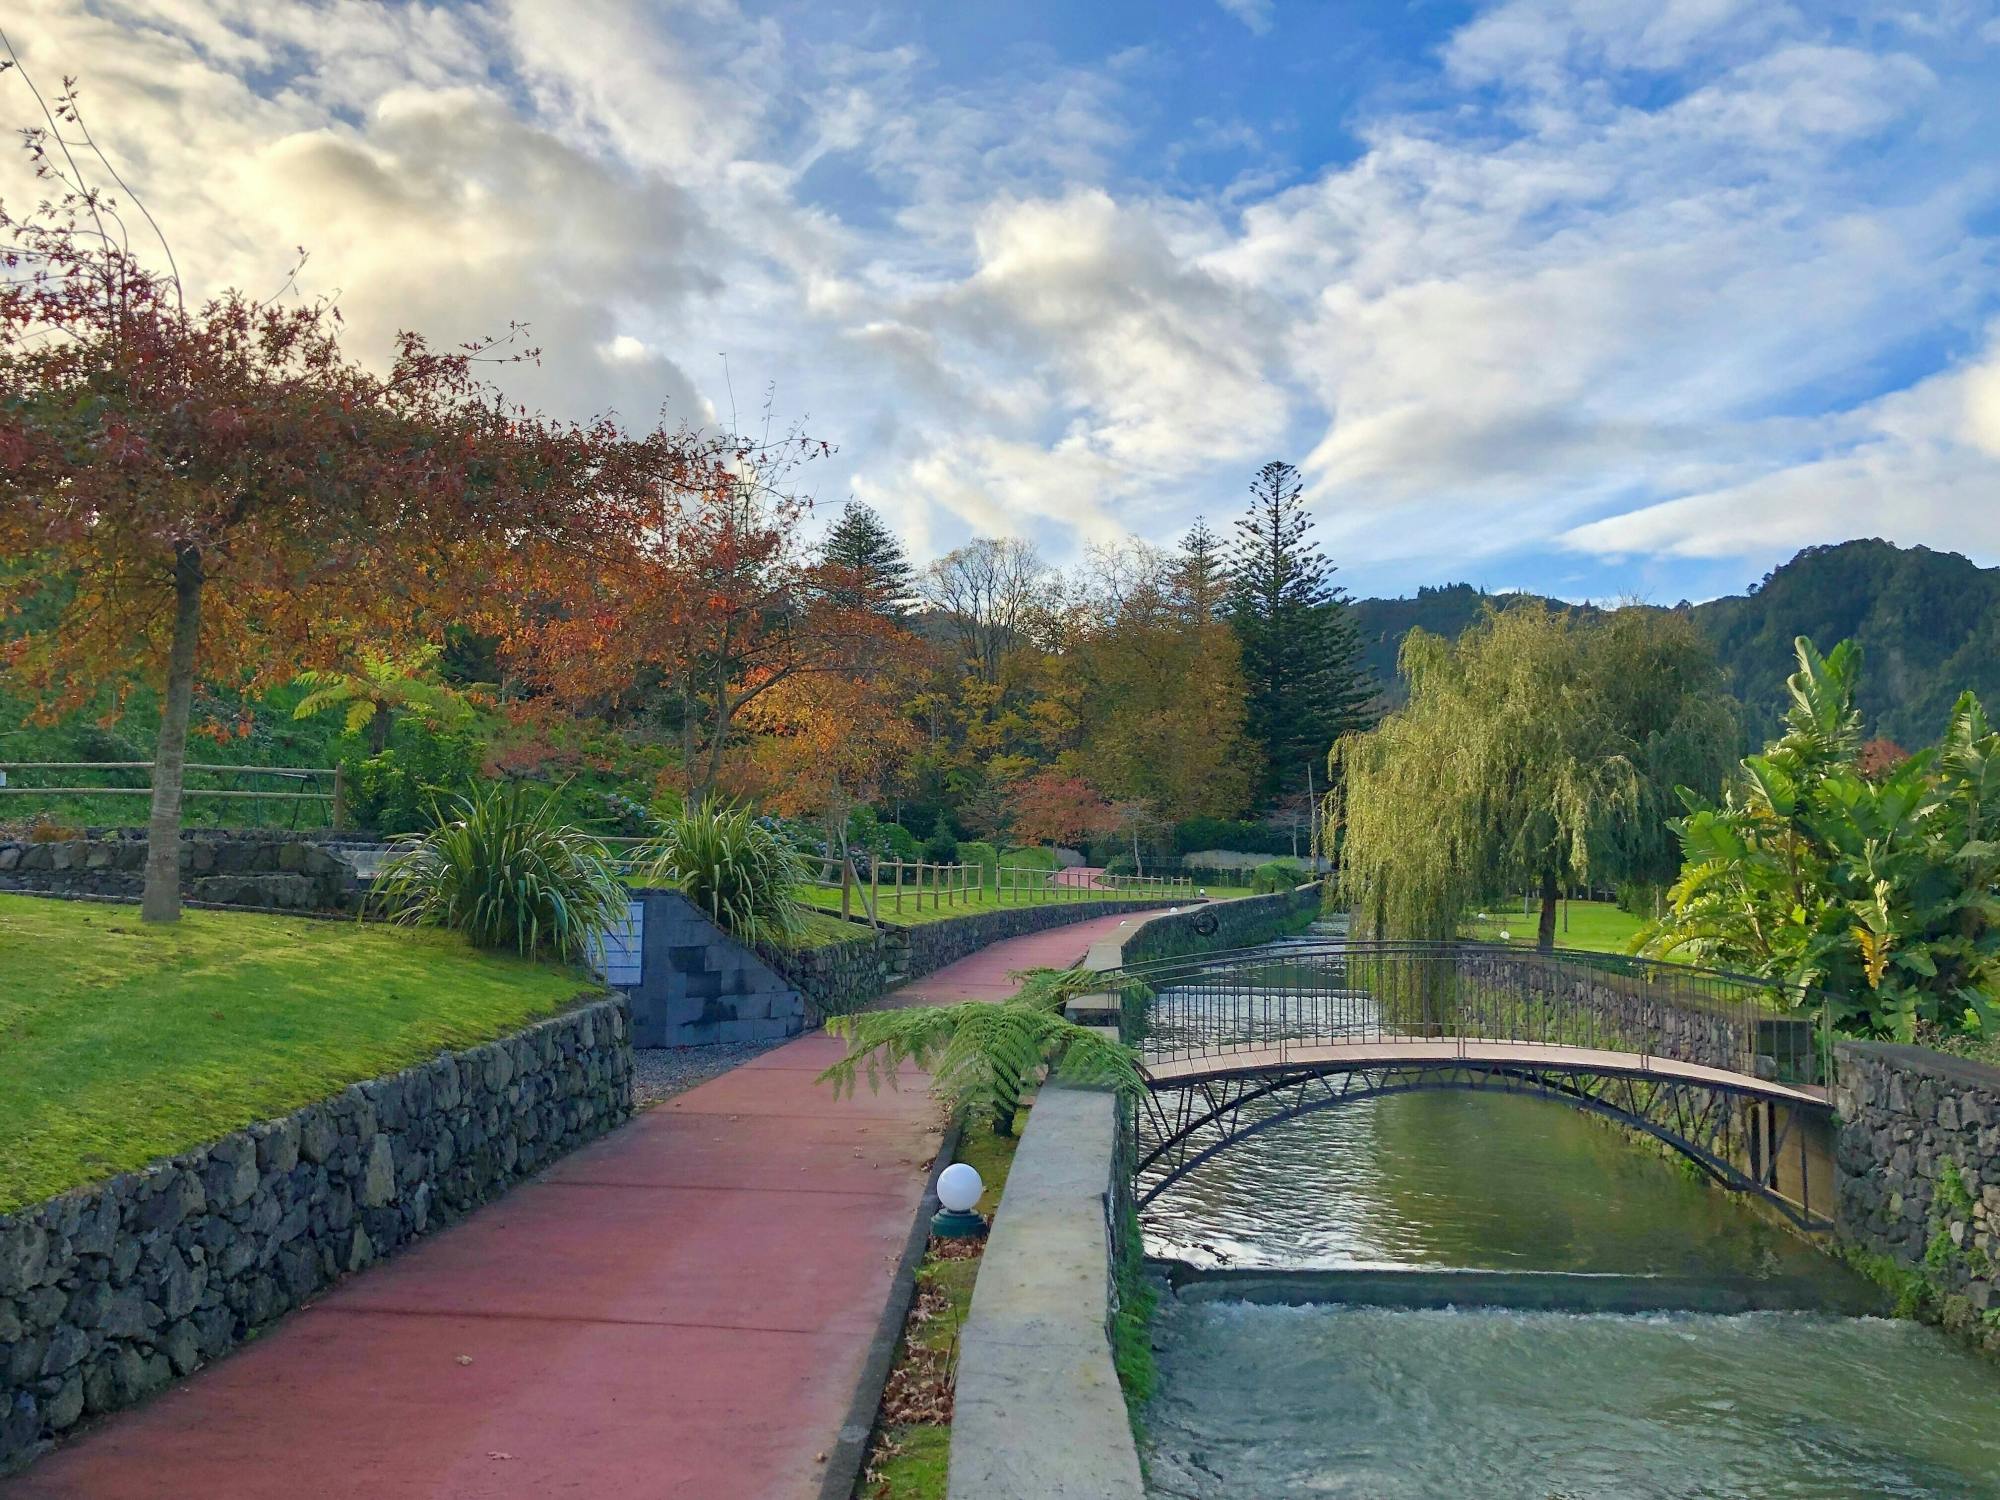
1137,943,2000,1498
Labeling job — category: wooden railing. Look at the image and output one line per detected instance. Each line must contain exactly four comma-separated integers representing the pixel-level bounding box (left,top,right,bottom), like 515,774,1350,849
807,857,1195,925
0,762,346,829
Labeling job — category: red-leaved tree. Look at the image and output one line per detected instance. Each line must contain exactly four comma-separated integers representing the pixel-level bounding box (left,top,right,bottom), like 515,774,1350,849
0,65,656,919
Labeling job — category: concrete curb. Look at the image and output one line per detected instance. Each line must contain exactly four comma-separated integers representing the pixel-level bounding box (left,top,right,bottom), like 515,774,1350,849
817,1113,966,1500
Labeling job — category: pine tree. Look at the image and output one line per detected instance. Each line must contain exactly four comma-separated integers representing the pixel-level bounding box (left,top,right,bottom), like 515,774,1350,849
1173,516,1230,622
822,501,917,619
1228,461,1376,807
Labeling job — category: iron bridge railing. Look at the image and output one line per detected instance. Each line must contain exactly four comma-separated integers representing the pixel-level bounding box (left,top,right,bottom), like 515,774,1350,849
1107,939,1841,1093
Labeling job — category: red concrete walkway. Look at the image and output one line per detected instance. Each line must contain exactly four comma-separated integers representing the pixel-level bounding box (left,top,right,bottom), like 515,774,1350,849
5,908,1148,1500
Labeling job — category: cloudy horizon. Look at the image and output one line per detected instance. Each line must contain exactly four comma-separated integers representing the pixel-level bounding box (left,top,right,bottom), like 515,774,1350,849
5,0,1997,605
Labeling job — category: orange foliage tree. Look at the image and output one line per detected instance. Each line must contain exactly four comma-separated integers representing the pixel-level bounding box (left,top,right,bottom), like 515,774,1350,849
1006,770,1121,849
0,68,656,919
515,449,901,806
739,670,919,869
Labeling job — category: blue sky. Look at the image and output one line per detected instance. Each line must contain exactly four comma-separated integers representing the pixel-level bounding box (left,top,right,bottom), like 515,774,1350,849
7,0,2000,602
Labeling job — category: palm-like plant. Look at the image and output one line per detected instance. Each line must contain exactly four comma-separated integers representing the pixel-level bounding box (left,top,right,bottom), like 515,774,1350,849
293,644,488,753
639,801,810,947
1645,638,2000,1038
818,966,1145,1135
370,780,626,961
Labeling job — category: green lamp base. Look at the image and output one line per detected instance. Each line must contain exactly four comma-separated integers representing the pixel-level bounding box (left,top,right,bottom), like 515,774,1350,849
931,1208,988,1240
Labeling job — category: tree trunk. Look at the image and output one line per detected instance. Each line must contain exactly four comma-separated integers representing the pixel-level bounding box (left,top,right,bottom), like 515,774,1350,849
367,701,393,755
1536,867,1559,952
142,546,204,924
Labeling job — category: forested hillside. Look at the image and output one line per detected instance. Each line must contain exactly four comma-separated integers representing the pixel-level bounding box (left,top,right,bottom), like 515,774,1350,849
1351,541,2000,748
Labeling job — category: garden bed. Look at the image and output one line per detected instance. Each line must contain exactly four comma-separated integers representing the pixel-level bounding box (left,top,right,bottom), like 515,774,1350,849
0,892,595,1211
862,1121,1020,1500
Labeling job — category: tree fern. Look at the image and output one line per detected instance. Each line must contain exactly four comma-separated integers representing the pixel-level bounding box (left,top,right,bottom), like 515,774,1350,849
819,969,1144,1135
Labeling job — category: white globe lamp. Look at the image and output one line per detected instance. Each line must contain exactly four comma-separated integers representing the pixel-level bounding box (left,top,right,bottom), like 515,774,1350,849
933,1161,987,1238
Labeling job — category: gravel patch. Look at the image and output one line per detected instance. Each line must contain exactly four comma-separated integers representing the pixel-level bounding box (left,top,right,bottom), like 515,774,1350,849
632,1039,787,1108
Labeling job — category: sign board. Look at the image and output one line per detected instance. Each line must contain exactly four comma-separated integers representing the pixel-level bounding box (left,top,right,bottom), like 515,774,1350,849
591,898,645,987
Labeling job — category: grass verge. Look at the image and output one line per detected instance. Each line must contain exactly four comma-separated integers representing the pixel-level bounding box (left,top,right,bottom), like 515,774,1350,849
861,1119,1021,1500
0,893,595,1211
1459,898,1651,955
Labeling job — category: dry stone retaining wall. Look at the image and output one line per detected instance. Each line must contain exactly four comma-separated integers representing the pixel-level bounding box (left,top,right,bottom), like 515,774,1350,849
0,830,370,912
1834,1041,2000,1350
0,996,632,1473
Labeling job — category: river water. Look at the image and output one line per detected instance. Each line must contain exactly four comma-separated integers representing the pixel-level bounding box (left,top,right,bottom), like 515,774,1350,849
1138,944,2000,1499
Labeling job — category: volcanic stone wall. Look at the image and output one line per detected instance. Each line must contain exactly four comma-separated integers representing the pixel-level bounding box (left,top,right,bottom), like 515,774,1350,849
0,997,631,1473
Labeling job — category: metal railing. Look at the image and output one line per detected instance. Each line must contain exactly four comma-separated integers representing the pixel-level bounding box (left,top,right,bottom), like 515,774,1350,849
0,762,346,830
1114,939,1839,1091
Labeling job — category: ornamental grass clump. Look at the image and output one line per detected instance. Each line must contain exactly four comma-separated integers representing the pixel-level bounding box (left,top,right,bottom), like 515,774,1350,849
640,801,810,947
370,780,627,962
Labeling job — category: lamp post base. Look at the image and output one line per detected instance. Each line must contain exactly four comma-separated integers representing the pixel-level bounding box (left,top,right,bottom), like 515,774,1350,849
930,1208,988,1240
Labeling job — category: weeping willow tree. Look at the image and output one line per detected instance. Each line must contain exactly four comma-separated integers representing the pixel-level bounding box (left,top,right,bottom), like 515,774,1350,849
1330,603,1735,949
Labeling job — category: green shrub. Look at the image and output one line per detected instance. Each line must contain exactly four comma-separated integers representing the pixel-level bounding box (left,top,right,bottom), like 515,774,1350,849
1001,845,1058,872
1251,859,1311,894
959,840,999,884
370,780,626,961
1174,817,1294,856
923,810,959,863
641,802,810,947
339,725,485,835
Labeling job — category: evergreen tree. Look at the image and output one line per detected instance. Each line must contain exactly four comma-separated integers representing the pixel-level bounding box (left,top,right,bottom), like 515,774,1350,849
1173,516,1230,622
1227,461,1375,806
822,501,917,619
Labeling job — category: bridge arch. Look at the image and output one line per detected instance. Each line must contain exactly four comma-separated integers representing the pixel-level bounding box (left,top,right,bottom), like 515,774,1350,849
1103,939,1841,1232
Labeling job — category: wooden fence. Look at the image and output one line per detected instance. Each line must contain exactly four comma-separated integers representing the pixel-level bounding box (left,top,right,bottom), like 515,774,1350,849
808,857,1195,926
0,762,346,829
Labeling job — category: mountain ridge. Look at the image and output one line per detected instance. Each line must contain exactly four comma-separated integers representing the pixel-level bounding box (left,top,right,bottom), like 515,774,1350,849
1347,540,2000,748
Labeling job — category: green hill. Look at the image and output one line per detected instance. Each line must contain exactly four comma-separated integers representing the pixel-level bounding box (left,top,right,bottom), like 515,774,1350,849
1350,540,2000,748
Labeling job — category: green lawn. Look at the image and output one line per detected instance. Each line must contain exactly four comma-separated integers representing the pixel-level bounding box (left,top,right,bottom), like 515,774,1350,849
1459,898,1650,954
0,894,596,1212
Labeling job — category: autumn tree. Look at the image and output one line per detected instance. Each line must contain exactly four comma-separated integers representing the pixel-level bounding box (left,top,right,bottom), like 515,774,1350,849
1072,541,1254,821
1007,770,1119,848
1230,461,1375,807
0,66,642,920
739,669,919,880
517,445,899,805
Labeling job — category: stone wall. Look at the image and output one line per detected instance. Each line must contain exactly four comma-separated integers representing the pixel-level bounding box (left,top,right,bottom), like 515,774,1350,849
1112,884,1324,967
1834,1041,2000,1349
947,1084,1145,1500
770,898,1179,1019
622,889,805,1046
0,830,369,913
0,997,632,1473
1453,950,1816,1080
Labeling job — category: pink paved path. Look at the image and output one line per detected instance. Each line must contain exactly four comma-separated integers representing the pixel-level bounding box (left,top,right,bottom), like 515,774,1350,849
5,908,1148,1500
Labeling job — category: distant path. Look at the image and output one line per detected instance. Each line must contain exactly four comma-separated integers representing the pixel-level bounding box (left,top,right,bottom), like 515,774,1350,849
881,906,1156,1005
4,909,1151,1500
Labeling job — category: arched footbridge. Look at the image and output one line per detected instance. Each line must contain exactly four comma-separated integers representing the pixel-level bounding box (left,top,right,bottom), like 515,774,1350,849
1093,941,1841,1231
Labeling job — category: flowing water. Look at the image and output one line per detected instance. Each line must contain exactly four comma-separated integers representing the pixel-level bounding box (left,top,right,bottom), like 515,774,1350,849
1138,936,2000,1499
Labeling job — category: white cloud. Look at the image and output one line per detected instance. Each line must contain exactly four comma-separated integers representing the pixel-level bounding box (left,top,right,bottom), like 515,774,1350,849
1,0,1997,589
1216,0,1274,36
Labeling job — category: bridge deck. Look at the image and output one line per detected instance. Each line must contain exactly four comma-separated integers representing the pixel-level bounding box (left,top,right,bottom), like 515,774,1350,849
1142,1038,1829,1107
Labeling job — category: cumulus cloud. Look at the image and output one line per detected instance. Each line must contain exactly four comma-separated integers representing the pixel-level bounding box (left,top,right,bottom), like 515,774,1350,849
1,0,1997,590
